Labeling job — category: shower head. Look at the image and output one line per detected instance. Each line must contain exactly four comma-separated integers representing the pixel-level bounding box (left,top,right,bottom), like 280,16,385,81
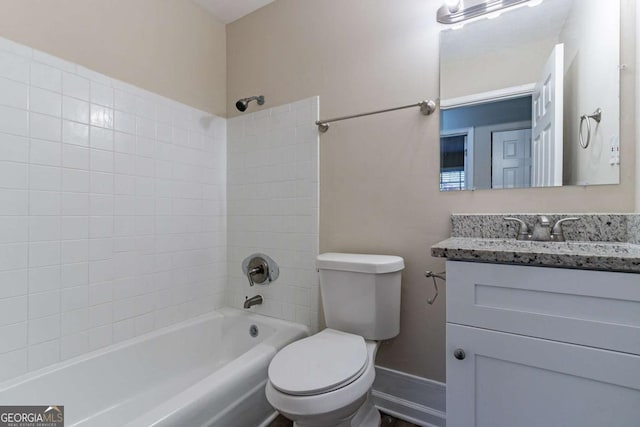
235,95,265,112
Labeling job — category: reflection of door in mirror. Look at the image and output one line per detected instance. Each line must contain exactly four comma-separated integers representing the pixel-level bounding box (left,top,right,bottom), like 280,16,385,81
532,43,564,187
440,129,473,191
492,129,531,190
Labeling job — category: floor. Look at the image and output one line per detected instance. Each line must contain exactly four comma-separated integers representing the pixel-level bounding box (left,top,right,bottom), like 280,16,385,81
269,412,418,426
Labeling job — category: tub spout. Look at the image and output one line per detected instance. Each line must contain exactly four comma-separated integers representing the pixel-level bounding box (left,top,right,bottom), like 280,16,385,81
244,295,263,309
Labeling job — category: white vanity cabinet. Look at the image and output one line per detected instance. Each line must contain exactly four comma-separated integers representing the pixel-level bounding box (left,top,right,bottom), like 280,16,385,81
446,261,640,427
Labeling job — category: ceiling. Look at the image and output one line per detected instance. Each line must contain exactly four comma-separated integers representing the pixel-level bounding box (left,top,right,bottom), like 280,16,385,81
193,0,275,23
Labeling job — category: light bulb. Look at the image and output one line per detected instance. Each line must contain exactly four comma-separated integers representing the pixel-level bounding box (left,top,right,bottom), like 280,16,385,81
445,0,462,13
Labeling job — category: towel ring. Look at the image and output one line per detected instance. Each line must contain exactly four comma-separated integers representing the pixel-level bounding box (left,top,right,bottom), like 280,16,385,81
579,108,602,149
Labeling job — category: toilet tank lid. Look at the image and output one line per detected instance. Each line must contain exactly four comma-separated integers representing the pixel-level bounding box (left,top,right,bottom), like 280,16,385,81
316,253,405,274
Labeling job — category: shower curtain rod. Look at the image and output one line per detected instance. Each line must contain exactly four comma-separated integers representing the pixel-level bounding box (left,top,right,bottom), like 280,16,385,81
315,99,437,133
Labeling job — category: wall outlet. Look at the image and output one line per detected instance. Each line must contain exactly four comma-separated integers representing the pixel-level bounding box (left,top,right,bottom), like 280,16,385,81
609,135,620,165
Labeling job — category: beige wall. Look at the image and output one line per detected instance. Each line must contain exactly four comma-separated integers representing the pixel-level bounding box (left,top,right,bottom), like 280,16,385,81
0,0,227,116
228,0,636,382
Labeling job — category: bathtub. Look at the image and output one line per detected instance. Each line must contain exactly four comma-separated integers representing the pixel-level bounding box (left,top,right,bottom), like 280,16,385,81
0,308,308,427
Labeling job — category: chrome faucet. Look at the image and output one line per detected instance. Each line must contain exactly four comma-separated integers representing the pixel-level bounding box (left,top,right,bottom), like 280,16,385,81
504,216,580,242
531,215,551,241
244,295,263,309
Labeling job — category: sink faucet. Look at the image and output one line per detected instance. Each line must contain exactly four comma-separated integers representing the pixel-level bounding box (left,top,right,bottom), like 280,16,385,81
244,295,263,309
505,216,580,242
531,215,551,241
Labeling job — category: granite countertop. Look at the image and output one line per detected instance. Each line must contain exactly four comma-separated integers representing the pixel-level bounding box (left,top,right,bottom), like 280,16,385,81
432,214,640,273
432,237,640,273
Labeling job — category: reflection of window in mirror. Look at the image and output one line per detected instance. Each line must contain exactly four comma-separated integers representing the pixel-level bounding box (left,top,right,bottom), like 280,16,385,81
440,129,473,191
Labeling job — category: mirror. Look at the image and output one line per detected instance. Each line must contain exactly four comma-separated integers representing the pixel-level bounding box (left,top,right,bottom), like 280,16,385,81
439,0,620,191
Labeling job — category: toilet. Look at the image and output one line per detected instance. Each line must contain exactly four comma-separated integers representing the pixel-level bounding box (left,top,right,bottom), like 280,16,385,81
266,253,404,427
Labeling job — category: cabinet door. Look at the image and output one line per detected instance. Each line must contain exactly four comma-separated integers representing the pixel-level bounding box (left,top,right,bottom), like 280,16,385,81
447,324,640,427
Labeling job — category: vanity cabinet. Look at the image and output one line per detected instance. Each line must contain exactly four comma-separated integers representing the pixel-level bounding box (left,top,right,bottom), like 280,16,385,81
446,261,640,427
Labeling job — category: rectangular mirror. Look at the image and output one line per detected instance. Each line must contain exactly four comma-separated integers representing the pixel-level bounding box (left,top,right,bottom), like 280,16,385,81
439,0,620,191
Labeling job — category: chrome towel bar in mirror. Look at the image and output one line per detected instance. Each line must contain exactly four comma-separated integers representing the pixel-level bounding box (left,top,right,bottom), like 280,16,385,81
579,108,602,149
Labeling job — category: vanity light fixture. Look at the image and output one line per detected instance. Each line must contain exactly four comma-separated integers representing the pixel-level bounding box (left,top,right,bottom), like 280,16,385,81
437,0,542,24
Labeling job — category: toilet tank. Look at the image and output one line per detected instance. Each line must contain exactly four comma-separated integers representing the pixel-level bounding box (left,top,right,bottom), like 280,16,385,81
316,253,404,340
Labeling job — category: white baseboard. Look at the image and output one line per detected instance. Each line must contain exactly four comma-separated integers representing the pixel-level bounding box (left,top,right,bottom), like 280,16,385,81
372,366,446,427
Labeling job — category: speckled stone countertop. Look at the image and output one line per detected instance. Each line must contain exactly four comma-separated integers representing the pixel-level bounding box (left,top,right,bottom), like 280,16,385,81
432,214,640,273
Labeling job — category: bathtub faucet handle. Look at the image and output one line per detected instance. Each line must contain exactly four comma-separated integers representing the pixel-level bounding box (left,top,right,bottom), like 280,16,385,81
242,253,280,287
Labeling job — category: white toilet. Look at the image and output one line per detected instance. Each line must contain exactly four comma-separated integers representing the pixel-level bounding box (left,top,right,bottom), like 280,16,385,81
266,253,404,427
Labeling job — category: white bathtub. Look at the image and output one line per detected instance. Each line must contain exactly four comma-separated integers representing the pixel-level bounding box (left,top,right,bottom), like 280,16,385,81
0,308,308,427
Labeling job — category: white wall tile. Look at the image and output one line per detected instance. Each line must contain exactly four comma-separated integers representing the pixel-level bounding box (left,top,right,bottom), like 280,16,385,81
90,127,114,151
28,291,60,319
61,193,88,216
27,339,59,370
30,139,61,167
0,161,28,189
90,149,113,173
61,239,88,264
0,51,30,84
88,325,111,350
90,172,113,194
29,165,60,191
28,315,60,345
0,243,28,272
61,309,88,335
226,97,319,330
0,296,27,326
62,72,90,101
0,105,28,136
90,104,113,129
90,81,113,108
0,349,27,382
30,87,61,117
0,216,27,244
61,216,89,240
30,191,60,215
29,241,60,267
62,144,89,169
0,37,227,383
30,62,62,92
62,96,89,123
0,270,28,299
61,263,88,288
114,132,135,154
0,77,27,109
61,286,88,312
0,133,29,163
60,332,88,360
62,120,89,147
29,216,61,241
62,169,90,193
29,266,60,294
30,113,61,142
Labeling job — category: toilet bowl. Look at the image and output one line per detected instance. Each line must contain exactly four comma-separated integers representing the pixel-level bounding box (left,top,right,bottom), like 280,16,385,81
265,253,404,427
266,329,380,427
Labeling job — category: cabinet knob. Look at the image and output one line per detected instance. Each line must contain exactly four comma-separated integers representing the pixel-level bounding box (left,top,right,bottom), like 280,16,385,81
453,348,466,360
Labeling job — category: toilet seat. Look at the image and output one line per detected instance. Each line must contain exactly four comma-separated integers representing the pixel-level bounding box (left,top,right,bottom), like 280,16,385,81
268,329,368,396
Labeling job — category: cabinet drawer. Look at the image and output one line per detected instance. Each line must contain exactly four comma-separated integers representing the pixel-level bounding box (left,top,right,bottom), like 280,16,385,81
446,261,640,355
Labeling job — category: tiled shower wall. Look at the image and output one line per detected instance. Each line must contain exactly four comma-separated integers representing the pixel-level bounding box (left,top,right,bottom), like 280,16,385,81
0,37,226,381
226,98,319,332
